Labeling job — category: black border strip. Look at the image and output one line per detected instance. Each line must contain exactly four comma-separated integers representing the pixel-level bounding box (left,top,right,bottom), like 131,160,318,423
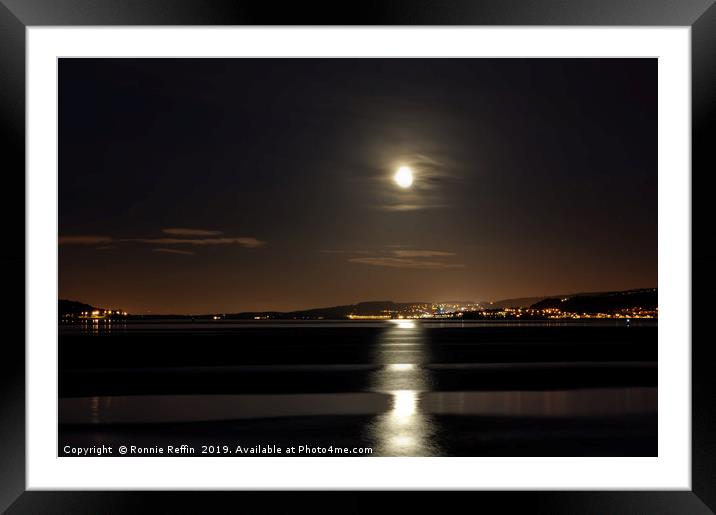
2,0,714,512
1,0,714,25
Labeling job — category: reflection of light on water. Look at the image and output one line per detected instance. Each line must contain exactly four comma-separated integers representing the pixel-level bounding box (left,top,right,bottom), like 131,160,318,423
392,390,418,417
79,319,126,335
376,389,431,454
87,395,113,424
90,396,100,424
390,319,416,330
390,434,416,450
366,320,440,456
387,363,415,372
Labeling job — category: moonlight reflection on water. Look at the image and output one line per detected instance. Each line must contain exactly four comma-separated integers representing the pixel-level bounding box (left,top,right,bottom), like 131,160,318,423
367,320,441,456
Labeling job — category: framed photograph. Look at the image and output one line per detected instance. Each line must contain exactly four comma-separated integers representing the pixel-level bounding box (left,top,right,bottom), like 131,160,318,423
2,0,713,512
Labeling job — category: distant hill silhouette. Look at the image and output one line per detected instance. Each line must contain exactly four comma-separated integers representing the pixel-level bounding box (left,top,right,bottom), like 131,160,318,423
485,296,551,309
531,288,657,313
59,299,95,316
227,301,429,320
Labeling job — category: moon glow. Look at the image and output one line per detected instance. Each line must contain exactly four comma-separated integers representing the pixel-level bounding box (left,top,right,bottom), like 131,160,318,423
394,166,414,188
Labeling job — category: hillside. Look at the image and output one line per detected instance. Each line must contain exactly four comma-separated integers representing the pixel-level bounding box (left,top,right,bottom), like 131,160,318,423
531,288,657,313
486,296,552,309
227,301,429,320
59,299,96,316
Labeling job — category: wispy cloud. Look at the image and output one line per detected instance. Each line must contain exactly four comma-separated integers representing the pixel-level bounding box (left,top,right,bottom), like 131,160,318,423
366,153,457,212
392,250,455,258
153,248,195,256
161,228,223,236
348,257,464,270
59,235,113,245
319,249,372,254
59,231,265,250
130,237,264,248
337,245,464,270
377,203,446,212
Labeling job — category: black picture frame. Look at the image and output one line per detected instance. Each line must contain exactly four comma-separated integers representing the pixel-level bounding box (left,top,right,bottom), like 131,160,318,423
1,1,713,513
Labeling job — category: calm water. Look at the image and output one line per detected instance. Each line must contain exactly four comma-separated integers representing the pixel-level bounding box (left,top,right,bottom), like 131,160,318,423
59,319,657,456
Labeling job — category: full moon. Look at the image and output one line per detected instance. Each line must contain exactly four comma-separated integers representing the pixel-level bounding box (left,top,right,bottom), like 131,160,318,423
394,166,414,188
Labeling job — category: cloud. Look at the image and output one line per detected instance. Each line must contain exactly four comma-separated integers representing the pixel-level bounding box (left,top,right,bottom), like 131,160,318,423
377,203,446,212
153,248,195,256
59,235,113,245
348,257,464,270
162,228,223,236
367,153,458,211
319,249,372,254
342,246,463,270
129,237,264,248
392,250,455,258
59,232,265,250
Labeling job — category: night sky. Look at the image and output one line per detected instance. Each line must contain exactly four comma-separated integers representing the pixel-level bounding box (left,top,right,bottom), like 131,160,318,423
59,58,656,314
